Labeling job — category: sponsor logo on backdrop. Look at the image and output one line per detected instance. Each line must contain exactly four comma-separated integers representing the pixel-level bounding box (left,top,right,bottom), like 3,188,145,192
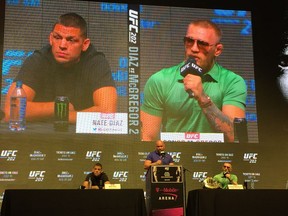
192,171,208,182
0,171,18,181
167,152,181,163
57,171,74,181
0,192,4,203
243,153,258,163
154,187,179,201
56,151,76,161
140,172,146,181
28,171,46,182
0,150,18,161
216,153,233,162
83,171,91,176
85,151,102,161
138,152,149,162
192,152,207,163
112,171,129,182
113,152,128,162
29,150,46,161
243,172,260,183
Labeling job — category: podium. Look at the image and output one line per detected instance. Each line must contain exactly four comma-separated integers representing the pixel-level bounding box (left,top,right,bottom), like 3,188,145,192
146,165,185,216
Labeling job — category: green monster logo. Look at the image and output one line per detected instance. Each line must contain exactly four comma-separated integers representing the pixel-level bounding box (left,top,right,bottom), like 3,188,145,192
56,102,68,120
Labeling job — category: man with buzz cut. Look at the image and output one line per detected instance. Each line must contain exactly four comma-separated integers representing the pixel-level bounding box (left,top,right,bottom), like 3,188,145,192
4,12,117,123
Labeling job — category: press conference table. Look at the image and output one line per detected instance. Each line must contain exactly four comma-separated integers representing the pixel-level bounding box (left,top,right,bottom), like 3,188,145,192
0,189,147,216
186,189,288,216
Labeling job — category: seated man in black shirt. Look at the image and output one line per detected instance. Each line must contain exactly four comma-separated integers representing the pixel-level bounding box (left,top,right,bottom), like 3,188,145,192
82,163,110,189
4,12,117,123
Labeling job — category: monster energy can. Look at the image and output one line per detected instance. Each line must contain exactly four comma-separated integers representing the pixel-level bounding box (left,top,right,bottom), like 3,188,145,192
54,96,69,131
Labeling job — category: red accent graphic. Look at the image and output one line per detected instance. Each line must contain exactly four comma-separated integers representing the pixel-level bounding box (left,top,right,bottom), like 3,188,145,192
185,132,200,139
100,113,115,119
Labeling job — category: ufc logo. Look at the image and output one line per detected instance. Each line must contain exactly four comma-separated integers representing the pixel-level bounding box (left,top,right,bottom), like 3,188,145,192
185,133,200,139
29,171,45,178
244,153,258,160
113,171,128,178
168,152,181,159
129,10,139,33
86,151,102,158
193,172,207,178
1,150,17,157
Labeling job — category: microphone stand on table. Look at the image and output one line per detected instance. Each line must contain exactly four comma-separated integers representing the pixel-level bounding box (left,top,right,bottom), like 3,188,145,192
182,167,192,216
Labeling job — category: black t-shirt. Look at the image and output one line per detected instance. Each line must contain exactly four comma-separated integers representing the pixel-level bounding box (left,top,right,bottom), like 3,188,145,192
85,172,109,188
15,44,115,111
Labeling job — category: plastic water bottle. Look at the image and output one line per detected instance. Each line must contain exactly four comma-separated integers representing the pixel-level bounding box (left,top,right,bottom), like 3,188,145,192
88,177,92,189
9,81,27,131
250,178,255,189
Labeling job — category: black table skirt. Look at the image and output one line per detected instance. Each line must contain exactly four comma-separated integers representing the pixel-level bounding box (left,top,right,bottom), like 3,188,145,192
186,189,288,216
1,189,147,216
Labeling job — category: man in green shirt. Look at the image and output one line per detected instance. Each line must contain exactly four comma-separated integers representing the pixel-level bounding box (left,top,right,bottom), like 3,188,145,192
141,20,247,142
213,162,238,189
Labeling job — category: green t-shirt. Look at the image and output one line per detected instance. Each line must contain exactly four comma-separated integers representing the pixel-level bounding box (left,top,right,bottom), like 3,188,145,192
213,172,238,189
141,62,246,133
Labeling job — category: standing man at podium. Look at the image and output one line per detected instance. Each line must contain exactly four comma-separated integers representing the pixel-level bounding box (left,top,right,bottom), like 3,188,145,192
144,140,174,170
144,140,175,215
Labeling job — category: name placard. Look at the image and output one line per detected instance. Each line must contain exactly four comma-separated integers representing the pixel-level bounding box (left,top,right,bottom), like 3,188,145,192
105,183,121,189
76,112,128,134
160,132,224,142
228,184,244,190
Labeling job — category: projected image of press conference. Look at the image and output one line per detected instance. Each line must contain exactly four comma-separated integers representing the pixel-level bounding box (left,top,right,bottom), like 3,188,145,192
1,1,257,142
1,1,130,135
140,12,257,143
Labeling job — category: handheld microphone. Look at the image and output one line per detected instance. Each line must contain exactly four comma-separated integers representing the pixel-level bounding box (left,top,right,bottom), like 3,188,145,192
180,57,203,98
160,151,165,159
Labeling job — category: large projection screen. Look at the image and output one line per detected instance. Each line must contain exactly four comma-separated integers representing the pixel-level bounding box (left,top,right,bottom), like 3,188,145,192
1,0,258,143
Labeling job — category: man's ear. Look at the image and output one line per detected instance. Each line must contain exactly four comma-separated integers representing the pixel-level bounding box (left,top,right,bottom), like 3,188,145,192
215,43,223,57
82,38,91,51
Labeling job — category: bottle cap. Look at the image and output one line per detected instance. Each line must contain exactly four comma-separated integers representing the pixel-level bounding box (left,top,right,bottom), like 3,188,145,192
16,80,23,88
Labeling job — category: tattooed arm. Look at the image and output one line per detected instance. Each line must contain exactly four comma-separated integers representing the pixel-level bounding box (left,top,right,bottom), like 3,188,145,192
197,94,245,142
183,72,246,142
